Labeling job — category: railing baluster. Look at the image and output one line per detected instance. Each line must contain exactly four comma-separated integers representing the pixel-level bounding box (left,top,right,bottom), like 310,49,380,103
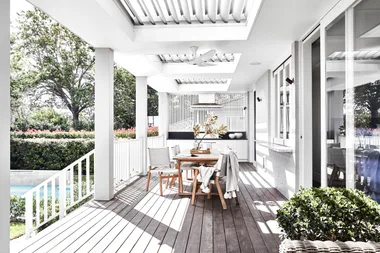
70,166,74,203
59,170,67,219
25,192,33,239
44,182,48,222
52,177,56,218
78,160,82,199
22,150,94,235
36,187,40,227
86,155,90,195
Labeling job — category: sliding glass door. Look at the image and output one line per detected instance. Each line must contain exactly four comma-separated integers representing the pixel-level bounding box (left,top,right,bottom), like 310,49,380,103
323,0,380,203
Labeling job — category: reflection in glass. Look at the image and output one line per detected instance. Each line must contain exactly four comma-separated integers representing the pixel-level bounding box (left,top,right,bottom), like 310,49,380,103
353,0,380,203
326,13,346,188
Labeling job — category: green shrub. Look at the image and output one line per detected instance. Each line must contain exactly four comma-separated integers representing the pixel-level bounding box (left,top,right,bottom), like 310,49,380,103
11,138,94,170
10,196,25,222
11,131,95,139
277,187,380,242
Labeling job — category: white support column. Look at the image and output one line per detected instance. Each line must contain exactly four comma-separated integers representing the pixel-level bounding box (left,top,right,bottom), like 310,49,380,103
158,92,169,146
0,1,10,251
136,77,148,175
94,48,114,200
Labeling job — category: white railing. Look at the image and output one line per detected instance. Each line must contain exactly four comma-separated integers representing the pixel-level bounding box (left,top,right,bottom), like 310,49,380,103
23,135,165,238
113,135,165,187
147,135,165,148
23,150,95,238
114,138,143,187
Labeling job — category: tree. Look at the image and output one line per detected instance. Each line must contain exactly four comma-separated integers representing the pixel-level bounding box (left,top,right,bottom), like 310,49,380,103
354,80,380,128
114,65,136,129
148,86,158,116
13,8,95,129
113,65,159,129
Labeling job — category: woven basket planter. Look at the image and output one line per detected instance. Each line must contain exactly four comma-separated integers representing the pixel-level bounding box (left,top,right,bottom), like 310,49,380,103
280,239,380,253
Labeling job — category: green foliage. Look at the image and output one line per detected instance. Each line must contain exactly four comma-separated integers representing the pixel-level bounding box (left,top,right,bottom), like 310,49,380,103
10,127,158,140
113,65,159,129
114,66,136,130
13,8,95,129
12,109,70,131
354,80,380,128
277,187,380,242
10,196,25,222
11,138,94,170
11,130,94,139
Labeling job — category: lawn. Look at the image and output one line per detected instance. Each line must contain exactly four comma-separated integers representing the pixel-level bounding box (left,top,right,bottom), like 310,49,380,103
10,222,25,240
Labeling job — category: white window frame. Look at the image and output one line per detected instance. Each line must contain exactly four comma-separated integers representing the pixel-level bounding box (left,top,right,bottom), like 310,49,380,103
273,58,292,146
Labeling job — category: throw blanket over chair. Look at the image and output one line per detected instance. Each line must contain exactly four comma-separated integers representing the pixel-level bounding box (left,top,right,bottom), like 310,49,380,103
146,147,179,196
192,150,240,209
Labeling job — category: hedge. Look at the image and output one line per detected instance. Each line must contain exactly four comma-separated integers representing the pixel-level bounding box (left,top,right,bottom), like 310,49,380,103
11,126,158,140
277,187,380,242
11,138,94,170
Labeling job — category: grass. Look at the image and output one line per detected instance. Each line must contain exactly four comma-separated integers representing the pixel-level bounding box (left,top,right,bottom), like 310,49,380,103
10,222,25,240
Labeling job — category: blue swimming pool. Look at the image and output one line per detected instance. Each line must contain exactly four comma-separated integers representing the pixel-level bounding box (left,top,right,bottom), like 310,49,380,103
10,185,69,197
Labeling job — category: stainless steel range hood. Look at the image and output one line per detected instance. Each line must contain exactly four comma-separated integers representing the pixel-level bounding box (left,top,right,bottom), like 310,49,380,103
190,94,222,111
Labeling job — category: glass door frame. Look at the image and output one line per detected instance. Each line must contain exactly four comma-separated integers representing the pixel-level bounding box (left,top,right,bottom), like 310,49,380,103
320,0,363,188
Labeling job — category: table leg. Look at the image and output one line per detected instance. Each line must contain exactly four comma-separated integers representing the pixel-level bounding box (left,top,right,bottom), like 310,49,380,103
191,169,198,205
176,161,183,193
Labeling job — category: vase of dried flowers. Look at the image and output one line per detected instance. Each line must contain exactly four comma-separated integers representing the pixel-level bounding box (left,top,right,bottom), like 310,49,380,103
192,113,227,153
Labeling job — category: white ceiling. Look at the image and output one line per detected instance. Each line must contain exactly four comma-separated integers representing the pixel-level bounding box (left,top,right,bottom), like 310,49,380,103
28,0,341,93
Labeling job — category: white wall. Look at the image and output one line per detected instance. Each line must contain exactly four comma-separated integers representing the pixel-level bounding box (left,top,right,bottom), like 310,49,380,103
253,70,296,199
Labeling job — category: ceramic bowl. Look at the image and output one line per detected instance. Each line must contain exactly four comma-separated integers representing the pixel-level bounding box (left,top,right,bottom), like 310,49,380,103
229,133,236,139
234,133,243,139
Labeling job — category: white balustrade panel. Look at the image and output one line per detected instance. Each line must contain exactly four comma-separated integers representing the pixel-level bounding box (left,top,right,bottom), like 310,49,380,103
23,150,95,238
147,135,165,148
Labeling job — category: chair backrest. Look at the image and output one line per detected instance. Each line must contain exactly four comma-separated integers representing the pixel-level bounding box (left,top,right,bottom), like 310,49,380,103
175,144,180,155
169,145,181,159
148,147,171,167
330,148,346,168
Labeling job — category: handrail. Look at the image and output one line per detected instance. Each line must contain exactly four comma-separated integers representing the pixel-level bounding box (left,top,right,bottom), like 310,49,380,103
23,135,165,238
23,150,95,238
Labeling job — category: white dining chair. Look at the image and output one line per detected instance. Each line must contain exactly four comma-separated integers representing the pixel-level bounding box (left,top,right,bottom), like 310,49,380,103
146,147,179,196
170,144,195,180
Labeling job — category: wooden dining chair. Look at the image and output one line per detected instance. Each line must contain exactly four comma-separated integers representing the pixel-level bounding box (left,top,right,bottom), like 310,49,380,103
146,147,179,196
192,154,228,209
328,148,346,187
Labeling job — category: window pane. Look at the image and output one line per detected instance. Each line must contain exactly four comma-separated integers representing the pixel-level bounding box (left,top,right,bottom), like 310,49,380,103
325,13,346,188
353,0,380,202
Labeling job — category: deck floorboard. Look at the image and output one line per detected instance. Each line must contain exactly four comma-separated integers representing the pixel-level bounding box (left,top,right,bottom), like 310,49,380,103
13,163,284,253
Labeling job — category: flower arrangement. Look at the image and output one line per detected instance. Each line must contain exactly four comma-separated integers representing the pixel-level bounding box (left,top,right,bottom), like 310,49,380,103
193,113,227,150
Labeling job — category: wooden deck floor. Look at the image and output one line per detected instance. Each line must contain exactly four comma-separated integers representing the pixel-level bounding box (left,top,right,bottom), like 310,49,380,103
13,163,286,253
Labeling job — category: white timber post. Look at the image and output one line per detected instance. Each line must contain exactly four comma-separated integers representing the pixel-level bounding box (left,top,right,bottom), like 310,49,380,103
95,48,114,200
0,1,10,251
136,77,148,175
158,92,169,146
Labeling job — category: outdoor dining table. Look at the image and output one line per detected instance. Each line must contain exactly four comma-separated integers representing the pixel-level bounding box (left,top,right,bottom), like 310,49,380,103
173,149,220,196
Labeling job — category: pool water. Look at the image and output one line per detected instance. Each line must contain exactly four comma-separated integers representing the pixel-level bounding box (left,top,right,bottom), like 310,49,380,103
10,185,69,197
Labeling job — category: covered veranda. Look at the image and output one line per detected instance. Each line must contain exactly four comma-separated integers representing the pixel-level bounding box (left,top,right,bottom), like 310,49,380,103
0,0,365,252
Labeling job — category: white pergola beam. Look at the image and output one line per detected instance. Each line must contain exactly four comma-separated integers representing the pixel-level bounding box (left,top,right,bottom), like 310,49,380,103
136,77,148,175
94,48,114,201
0,0,10,251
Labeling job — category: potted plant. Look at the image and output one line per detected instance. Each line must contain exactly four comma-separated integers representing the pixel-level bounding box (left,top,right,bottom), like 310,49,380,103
277,187,380,252
192,113,227,153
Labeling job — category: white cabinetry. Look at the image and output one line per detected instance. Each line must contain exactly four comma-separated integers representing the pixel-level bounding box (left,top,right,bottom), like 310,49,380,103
167,139,248,161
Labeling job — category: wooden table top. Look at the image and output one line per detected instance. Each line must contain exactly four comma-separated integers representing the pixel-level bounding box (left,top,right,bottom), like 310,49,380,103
173,150,221,162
